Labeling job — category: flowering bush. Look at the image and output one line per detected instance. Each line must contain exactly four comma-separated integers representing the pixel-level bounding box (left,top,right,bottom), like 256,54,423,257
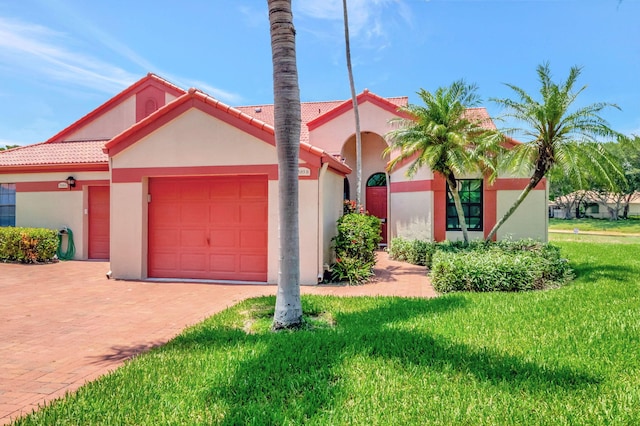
0,227,58,263
343,199,366,215
330,213,381,284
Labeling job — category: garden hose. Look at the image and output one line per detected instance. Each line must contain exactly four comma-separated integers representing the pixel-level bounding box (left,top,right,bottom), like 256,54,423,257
57,227,76,260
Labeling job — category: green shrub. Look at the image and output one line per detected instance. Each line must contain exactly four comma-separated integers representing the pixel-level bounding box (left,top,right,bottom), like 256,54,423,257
430,242,573,293
0,227,58,263
387,237,411,262
389,237,573,292
331,213,381,285
388,237,437,267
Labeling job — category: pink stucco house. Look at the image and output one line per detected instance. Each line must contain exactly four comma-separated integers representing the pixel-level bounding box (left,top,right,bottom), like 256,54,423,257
0,74,547,284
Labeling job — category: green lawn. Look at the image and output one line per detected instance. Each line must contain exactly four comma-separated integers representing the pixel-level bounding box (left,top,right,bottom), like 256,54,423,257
549,217,640,234
549,232,640,245
14,242,640,425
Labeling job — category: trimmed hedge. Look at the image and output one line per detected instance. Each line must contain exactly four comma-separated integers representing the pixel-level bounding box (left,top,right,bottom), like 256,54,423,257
389,237,573,292
388,238,437,267
0,227,58,263
388,238,481,268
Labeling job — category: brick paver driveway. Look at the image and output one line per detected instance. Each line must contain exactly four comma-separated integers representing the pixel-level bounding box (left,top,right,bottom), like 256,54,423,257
0,253,433,424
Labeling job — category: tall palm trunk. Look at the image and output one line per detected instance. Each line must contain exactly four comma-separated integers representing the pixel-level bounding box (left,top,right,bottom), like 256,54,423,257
267,0,302,329
342,0,363,207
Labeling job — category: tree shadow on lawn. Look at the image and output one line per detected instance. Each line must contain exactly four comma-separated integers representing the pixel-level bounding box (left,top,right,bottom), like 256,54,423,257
88,341,166,365
569,261,637,283
169,295,601,424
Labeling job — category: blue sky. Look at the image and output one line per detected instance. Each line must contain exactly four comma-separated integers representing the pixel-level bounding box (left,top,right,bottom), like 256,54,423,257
0,0,638,146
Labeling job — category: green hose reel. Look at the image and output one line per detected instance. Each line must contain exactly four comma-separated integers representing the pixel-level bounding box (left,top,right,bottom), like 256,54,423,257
57,227,76,260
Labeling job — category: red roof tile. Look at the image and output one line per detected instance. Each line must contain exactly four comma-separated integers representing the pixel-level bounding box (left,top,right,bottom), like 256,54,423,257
235,93,409,143
463,107,497,130
104,89,351,176
0,140,108,167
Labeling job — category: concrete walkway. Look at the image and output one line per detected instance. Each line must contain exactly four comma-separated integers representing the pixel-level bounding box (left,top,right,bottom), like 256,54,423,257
0,252,434,425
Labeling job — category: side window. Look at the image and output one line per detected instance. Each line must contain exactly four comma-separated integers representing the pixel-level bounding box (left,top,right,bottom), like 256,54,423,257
343,177,350,200
446,179,482,231
0,183,16,227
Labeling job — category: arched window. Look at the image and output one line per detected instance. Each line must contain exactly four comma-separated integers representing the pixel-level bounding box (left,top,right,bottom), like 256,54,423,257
366,172,387,187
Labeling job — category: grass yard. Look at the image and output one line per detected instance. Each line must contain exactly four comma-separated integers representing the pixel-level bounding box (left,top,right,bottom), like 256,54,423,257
549,217,640,234
13,242,640,425
549,232,640,245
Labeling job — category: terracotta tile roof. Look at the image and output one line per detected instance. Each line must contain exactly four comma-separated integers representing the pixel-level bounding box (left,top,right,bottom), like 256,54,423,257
235,101,338,143
235,94,408,143
103,89,351,176
0,140,108,167
463,107,497,130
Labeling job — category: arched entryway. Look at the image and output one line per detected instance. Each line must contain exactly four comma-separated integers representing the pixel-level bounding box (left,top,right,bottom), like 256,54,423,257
340,132,388,204
341,132,389,245
366,172,387,245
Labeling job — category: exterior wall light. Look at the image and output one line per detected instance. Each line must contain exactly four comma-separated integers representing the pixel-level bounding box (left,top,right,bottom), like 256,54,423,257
66,176,76,189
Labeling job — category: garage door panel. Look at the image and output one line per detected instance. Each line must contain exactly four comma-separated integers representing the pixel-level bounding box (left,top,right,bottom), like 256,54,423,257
239,204,267,223
240,230,267,248
152,182,179,201
150,204,180,224
209,229,237,248
211,182,239,199
239,255,268,273
241,180,268,198
150,252,177,271
210,204,239,223
153,229,179,246
180,253,208,272
181,205,209,223
149,175,267,281
210,254,238,273
181,182,210,201
179,229,207,247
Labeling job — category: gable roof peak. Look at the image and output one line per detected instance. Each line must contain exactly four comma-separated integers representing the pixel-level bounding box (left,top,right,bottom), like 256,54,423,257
46,73,186,144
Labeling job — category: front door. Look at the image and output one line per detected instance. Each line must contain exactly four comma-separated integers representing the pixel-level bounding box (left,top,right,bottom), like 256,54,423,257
88,186,110,259
365,172,387,245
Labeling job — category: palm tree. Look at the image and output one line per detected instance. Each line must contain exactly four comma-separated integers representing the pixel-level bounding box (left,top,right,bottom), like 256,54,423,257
485,63,622,241
342,0,363,207
267,0,302,329
385,80,502,244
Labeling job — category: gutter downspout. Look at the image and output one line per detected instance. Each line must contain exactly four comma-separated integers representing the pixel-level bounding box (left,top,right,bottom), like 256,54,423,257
317,161,329,283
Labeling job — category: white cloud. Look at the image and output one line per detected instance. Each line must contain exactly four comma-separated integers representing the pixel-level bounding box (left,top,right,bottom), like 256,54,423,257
181,79,245,105
0,15,245,105
0,16,138,94
295,0,414,45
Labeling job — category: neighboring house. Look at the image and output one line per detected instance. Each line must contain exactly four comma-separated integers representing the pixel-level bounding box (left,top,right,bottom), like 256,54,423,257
0,74,547,284
551,190,640,220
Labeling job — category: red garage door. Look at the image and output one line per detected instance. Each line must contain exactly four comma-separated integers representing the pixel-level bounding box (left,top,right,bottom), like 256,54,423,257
148,175,268,281
88,186,110,259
